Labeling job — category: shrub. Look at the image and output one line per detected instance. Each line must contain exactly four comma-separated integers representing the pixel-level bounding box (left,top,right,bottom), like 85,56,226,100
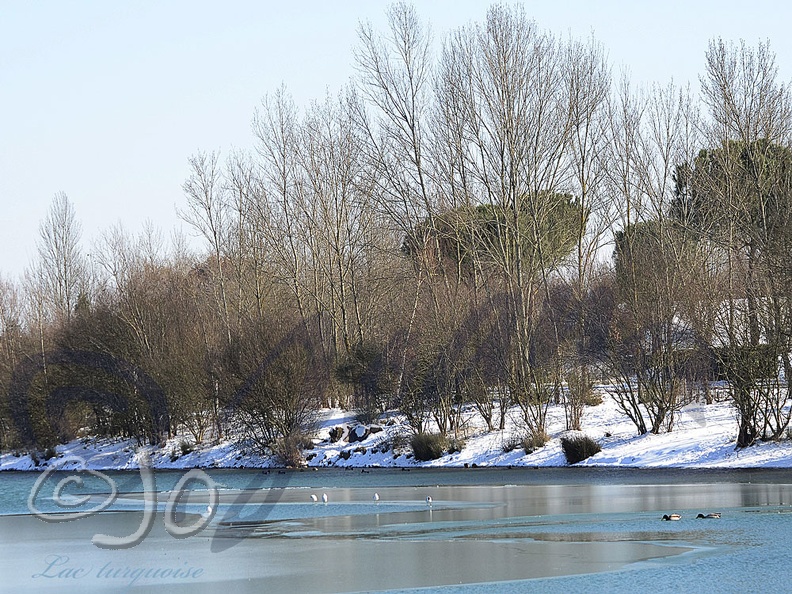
560,433,601,464
583,390,603,406
410,433,448,461
355,409,378,425
381,432,410,455
235,333,326,456
273,434,313,467
179,440,194,456
446,437,465,455
567,371,602,406
522,431,549,455
170,439,195,462
502,436,522,453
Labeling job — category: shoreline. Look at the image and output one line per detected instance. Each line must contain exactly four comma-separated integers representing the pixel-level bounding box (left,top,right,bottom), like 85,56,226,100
3,398,791,472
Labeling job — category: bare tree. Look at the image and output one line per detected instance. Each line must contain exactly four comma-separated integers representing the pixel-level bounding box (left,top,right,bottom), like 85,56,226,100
298,90,370,357
355,2,436,237
252,86,314,338
604,75,706,435
0,276,23,447
37,192,86,325
180,151,233,346
225,149,269,324
690,39,792,445
559,35,612,430
433,5,580,441
356,2,466,429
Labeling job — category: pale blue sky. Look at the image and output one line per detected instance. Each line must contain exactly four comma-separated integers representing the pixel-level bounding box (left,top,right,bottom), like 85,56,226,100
1,1,789,279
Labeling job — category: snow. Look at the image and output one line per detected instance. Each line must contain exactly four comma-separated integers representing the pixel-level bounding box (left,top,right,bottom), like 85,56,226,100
2,391,791,471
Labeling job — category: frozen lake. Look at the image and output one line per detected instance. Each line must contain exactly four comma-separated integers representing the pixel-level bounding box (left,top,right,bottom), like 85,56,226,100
1,467,791,592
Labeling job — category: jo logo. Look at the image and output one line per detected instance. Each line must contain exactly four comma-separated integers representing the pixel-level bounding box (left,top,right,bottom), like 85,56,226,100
27,452,218,550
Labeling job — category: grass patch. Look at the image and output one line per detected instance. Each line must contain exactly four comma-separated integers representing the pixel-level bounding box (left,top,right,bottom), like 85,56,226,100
410,433,448,461
522,431,549,454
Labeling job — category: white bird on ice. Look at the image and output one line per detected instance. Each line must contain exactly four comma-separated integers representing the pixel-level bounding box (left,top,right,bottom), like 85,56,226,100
322,493,328,504
310,494,318,502
373,493,380,502
426,496,433,507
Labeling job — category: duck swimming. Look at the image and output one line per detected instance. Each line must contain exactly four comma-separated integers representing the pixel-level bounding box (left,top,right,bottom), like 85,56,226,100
662,513,681,521
696,513,721,519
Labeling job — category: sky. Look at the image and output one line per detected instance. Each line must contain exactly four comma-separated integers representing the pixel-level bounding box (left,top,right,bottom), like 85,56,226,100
1,0,791,280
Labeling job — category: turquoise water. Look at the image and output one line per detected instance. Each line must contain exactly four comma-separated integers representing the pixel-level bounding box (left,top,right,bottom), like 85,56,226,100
1,468,791,592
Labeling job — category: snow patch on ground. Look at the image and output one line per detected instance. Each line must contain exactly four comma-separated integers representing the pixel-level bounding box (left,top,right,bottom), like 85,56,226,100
2,392,791,471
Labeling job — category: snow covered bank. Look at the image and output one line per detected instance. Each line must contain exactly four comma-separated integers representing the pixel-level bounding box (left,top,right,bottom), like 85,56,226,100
2,395,791,471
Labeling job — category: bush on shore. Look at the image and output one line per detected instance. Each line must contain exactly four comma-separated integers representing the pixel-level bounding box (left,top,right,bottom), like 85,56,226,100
411,433,448,461
560,433,601,464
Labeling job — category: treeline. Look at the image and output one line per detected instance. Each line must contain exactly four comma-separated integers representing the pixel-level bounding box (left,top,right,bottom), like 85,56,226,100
2,4,792,462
